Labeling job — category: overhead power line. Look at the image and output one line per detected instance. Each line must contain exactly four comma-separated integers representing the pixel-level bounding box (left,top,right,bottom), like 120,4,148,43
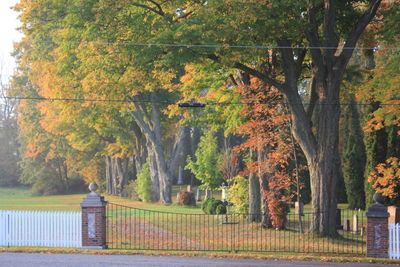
3,96,400,107
31,40,399,50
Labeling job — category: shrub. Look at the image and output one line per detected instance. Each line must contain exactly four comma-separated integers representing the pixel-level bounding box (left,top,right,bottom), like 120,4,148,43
202,197,213,213
215,204,227,214
227,175,249,214
202,197,226,214
134,162,152,202
177,190,196,206
32,173,85,196
122,180,140,201
32,175,64,196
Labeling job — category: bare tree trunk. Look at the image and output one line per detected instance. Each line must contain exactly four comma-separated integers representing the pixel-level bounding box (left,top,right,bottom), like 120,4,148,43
115,158,130,195
111,158,118,195
168,126,190,181
132,121,147,173
189,127,202,185
248,149,261,222
148,146,160,202
257,144,271,228
152,142,172,203
128,91,175,203
105,156,113,194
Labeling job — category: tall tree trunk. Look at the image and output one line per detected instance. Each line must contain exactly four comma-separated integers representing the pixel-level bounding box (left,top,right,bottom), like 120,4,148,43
111,158,119,195
148,146,160,202
132,121,147,173
248,149,261,222
115,158,130,195
149,92,173,203
129,92,176,203
105,156,113,194
153,144,172,203
257,143,271,228
189,127,202,185
168,126,190,182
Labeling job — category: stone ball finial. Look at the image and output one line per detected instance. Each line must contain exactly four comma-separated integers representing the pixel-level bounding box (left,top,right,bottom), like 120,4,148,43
89,182,98,193
373,192,383,204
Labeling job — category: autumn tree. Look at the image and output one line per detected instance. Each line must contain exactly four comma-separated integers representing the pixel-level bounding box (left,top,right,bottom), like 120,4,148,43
13,0,388,230
182,0,382,235
234,77,295,228
118,0,382,234
356,1,400,206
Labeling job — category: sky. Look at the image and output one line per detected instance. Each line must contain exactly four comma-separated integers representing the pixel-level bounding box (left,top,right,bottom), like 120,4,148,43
0,0,22,84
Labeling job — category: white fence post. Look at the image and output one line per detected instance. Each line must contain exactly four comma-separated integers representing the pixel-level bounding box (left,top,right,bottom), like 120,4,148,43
389,223,400,259
0,210,82,248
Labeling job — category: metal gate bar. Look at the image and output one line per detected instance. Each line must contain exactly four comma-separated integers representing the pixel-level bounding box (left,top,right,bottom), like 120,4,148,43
106,203,366,255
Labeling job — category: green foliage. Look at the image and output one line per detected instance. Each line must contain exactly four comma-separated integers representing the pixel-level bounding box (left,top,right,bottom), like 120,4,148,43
363,103,388,207
215,204,227,215
31,176,64,196
0,84,20,187
227,176,249,214
342,97,366,209
122,180,140,201
201,197,226,215
134,162,152,202
185,130,223,190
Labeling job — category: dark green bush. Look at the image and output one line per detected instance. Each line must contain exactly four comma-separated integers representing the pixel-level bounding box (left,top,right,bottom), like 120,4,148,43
202,197,226,214
215,204,227,215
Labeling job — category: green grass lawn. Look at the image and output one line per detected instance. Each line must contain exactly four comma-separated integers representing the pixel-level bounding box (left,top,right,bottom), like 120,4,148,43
0,186,204,213
0,186,359,214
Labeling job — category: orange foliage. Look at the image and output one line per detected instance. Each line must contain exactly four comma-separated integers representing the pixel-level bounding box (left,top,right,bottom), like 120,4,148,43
234,77,295,228
368,157,400,201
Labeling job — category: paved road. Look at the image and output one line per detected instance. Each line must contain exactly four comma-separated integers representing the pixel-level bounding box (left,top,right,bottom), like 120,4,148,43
0,253,394,267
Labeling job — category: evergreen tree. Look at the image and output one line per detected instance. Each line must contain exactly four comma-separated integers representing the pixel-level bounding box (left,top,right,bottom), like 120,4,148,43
363,102,388,207
185,129,223,191
342,97,366,209
386,126,400,158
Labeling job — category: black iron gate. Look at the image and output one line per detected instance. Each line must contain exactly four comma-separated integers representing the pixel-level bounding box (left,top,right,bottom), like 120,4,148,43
106,202,366,255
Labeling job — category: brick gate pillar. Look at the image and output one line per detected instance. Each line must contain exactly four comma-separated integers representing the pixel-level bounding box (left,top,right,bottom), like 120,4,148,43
81,182,107,249
366,193,389,258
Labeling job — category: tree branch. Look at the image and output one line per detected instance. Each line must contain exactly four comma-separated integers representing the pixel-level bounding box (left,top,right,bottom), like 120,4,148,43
132,0,165,16
306,75,318,120
277,39,297,88
323,0,338,59
305,6,324,71
177,10,193,20
146,0,164,13
295,49,307,80
127,96,157,144
339,0,382,67
233,62,283,90
206,52,283,91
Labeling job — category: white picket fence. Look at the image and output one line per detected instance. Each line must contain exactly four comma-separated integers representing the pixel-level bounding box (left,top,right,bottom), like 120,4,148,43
0,210,82,248
389,223,400,259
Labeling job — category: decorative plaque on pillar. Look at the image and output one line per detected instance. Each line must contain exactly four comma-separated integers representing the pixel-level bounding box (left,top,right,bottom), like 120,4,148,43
88,213,96,238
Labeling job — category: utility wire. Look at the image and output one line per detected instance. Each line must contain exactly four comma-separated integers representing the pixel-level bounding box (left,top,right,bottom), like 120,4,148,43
31,40,399,50
3,96,400,106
